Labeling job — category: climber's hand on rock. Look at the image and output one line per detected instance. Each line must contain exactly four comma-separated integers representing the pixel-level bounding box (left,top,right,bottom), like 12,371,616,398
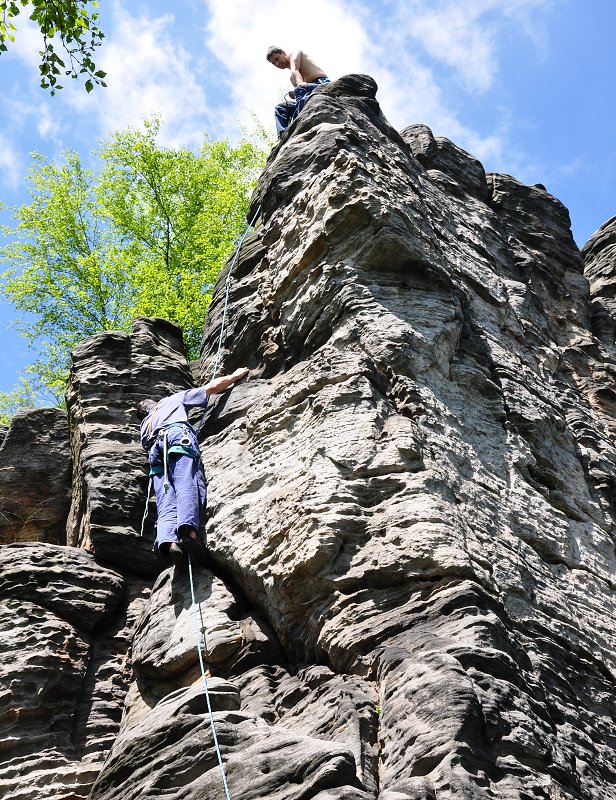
232,367,250,381
204,368,249,396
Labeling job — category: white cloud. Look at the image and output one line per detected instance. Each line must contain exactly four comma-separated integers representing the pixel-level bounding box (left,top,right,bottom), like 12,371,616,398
36,105,62,142
0,133,25,190
201,0,504,153
389,0,556,93
0,0,564,192
3,14,45,70
63,1,210,149
203,0,370,136
201,0,562,177
399,2,496,92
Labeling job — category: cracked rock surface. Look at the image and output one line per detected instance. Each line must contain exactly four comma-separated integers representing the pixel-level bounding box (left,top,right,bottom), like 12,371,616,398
195,74,616,799
0,543,149,800
1,75,616,800
0,408,71,545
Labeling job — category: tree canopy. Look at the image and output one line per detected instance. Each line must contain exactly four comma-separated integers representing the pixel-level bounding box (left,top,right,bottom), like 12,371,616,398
0,0,105,94
0,118,269,418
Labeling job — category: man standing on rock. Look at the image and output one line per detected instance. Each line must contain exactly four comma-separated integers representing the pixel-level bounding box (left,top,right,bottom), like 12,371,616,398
266,46,330,137
139,368,249,569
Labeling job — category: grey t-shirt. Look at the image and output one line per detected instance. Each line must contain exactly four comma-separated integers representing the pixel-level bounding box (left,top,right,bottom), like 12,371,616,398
140,387,208,448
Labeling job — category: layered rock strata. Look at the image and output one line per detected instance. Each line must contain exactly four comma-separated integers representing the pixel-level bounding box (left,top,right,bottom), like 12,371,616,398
197,75,616,799
66,316,194,577
583,215,616,351
1,74,616,800
0,407,71,545
0,543,150,800
1,317,191,798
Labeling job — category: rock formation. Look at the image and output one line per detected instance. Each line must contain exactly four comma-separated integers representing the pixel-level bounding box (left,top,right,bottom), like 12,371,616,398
66,316,194,577
1,75,615,800
0,407,71,545
0,542,146,798
583,215,616,352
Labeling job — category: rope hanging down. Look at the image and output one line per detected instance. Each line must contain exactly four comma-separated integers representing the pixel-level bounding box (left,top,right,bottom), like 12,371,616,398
210,203,262,382
141,205,262,796
188,204,261,799
188,553,232,800
194,203,261,436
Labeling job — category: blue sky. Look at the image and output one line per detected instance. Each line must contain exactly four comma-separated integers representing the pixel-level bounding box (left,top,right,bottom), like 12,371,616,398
1,0,615,394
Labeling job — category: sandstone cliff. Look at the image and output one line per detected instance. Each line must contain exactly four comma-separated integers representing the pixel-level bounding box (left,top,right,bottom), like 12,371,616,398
1,75,615,800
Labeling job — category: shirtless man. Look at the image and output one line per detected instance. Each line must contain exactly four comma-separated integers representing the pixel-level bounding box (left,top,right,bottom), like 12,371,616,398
266,46,330,136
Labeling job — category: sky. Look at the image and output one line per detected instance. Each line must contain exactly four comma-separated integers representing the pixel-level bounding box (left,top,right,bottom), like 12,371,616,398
1,0,615,394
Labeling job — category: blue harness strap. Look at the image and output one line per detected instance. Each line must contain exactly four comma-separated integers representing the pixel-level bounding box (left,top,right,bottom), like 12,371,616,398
153,423,202,492
148,444,200,476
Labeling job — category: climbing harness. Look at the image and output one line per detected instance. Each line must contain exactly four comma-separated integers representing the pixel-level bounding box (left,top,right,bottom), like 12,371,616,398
139,422,201,535
187,552,232,800
158,422,201,493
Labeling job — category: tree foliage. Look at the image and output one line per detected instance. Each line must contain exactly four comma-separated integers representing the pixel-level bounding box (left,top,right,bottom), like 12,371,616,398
0,118,269,408
0,375,39,425
0,0,106,95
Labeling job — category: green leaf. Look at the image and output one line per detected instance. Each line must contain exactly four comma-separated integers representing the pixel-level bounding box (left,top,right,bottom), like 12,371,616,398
0,0,107,97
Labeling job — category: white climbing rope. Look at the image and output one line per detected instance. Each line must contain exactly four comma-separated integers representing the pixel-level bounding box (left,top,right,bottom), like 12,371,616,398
209,204,262,381
140,477,153,537
186,204,261,798
187,552,232,800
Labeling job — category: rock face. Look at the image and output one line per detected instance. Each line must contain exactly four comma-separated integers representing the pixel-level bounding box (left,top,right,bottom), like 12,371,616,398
66,316,194,577
583,215,616,351
0,543,141,799
195,74,616,799
1,75,616,800
0,407,71,545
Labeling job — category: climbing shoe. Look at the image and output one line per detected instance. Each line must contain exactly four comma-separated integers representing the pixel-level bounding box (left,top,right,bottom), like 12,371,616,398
169,542,186,571
155,541,173,567
179,535,208,567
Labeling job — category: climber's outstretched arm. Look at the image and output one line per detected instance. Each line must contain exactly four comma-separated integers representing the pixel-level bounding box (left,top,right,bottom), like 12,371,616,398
204,367,249,397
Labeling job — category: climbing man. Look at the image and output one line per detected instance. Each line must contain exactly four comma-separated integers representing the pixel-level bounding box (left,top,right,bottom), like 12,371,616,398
266,46,330,137
139,367,249,569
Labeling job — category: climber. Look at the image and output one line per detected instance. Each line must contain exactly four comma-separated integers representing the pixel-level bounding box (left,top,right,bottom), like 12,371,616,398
138,367,249,569
266,46,330,137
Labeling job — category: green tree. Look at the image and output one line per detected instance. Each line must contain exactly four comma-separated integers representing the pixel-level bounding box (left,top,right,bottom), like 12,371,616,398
0,0,106,95
98,117,264,356
0,376,39,425
0,119,268,409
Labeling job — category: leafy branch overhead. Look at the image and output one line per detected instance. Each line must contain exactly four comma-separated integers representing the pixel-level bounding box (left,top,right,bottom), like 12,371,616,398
0,0,106,94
